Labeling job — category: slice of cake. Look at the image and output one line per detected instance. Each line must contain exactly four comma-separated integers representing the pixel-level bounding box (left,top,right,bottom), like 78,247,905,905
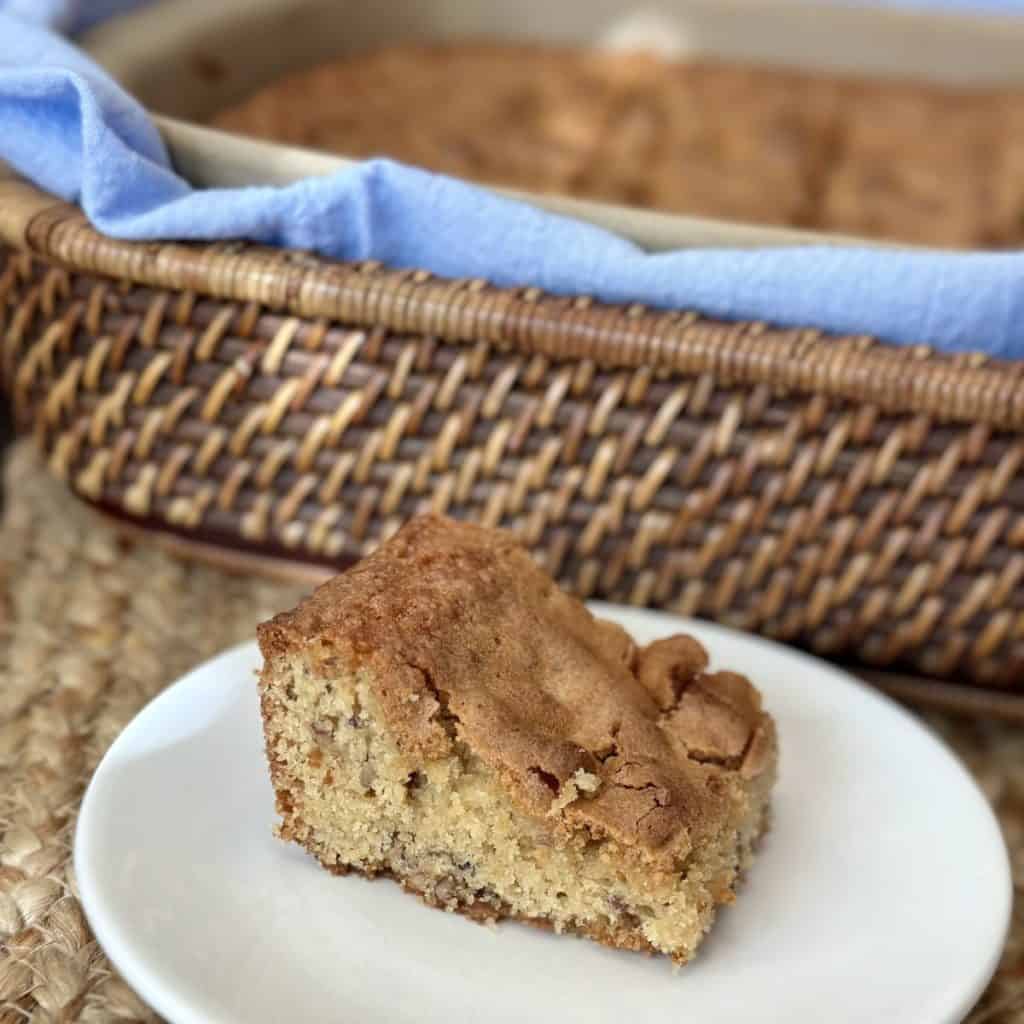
257,516,777,964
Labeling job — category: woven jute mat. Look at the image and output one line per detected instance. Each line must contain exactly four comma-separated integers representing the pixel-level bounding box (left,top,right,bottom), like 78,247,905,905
0,440,1020,1023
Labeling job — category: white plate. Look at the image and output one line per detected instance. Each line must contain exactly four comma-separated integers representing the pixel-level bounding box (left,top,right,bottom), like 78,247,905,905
75,604,1011,1024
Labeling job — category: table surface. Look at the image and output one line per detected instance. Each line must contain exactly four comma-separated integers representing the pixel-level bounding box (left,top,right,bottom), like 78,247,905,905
0,440,1019,1022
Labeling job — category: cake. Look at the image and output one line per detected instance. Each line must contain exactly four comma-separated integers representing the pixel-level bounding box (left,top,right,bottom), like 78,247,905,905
213,42,1024,248
257,516,777,964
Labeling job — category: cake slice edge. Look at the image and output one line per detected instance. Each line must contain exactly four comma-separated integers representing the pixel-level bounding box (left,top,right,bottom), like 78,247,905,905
258,582,776,964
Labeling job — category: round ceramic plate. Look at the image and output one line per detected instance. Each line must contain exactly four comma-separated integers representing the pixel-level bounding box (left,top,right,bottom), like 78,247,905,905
76,604,1010,1024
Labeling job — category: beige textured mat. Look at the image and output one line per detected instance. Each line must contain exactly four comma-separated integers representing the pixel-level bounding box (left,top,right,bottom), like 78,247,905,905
0,440,1020,1022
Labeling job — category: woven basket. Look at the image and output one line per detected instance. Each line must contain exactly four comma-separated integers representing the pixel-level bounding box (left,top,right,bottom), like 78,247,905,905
2,176,1024,700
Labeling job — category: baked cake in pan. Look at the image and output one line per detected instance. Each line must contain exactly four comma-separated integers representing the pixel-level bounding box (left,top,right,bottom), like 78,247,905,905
257,516,776,964
214,42,1024,248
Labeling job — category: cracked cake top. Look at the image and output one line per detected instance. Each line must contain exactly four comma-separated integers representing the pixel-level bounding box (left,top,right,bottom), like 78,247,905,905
258,516,773,865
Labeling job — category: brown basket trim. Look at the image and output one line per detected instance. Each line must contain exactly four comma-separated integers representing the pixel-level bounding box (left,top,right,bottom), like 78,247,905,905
2,178,1023,429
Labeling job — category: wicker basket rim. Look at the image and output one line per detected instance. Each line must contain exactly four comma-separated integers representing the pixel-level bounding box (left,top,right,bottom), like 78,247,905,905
2,177,1023,431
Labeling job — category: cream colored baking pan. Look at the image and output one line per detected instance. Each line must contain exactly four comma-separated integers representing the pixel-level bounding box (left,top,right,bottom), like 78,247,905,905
80,0,1024,253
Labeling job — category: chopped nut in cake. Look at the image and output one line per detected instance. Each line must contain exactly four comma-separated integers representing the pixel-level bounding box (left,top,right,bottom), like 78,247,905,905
257,516,777,964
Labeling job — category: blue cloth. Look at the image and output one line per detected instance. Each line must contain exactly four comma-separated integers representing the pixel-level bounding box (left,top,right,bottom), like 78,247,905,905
0,0,155,34
2,12,1024,356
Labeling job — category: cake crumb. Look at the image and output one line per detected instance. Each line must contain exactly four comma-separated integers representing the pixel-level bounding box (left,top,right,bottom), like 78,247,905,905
548,767,603,816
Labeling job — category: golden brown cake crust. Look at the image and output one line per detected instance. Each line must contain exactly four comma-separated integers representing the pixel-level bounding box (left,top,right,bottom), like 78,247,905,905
258,516,772,864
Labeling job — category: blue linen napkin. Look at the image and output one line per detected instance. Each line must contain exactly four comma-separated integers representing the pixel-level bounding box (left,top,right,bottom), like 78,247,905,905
0,0,155,33
2,8,1024,356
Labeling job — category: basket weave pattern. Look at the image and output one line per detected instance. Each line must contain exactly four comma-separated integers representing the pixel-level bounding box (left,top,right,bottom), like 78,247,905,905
2,181,1024,688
